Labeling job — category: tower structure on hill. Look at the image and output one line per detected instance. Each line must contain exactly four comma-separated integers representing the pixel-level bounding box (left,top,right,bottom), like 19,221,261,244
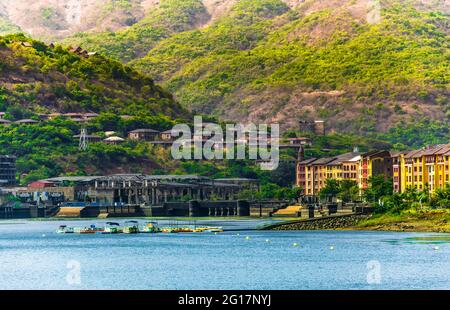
79,128,88,151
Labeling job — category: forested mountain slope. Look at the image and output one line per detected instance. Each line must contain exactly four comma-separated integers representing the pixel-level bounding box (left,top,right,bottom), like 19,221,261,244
0,34,186,119
1,0,449,135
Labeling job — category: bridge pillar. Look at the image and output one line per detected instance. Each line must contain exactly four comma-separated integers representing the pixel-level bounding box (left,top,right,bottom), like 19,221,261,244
308,205,315,219
228,207,234,216
237,200,250,216
189,200,200,217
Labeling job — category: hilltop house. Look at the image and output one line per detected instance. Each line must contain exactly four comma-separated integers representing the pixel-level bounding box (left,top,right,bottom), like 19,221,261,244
160,130,174,141
0,119,11,126
15,119,39,125
128,129,159,142
103,136,125,145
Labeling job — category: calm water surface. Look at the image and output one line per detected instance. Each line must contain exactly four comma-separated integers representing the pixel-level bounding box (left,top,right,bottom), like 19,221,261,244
1,219,450,290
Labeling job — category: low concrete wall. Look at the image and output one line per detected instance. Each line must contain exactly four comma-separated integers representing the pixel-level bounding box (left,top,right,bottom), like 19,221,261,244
250,206,279,217
0,205,56,219
162,200,250,217
262,214,371,230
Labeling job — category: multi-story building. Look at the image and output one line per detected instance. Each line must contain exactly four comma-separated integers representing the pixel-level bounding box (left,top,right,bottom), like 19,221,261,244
396,144,450,193
0,155,17,186
297,144,450,197
296,151,361,196
358,150,393,192
296,150,393,197
392,151,408,193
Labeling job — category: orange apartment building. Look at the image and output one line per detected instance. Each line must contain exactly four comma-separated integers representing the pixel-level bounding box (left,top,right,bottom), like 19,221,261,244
296,150,393,197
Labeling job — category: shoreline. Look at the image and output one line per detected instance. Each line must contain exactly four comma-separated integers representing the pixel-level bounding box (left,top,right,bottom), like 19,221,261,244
2,213,450,233
347,211,450,233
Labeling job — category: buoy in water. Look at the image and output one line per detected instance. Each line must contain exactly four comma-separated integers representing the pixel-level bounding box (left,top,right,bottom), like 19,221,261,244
265,239,270,243
434,246,440,251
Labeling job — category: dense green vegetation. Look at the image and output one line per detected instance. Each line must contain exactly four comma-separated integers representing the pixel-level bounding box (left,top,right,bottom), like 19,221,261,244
319,179,360,203
0,34,188,119
376,185,450,213
62,0,208,62
0,115,302,189
131,0,448,133
0,115,178,184
60,0,449,137
0,1,448,202
318,173,449,211
377,118,450,150
353,184,450,232
0,1,447,136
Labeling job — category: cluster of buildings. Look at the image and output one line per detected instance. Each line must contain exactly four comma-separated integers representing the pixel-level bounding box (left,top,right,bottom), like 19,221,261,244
0,174,260,218
1,112,314,149
20,41,97,59
296,144,450,198
296,149,392,196
0,112,101,126
392,144,450,193
16,174,260,208
68,46,97,58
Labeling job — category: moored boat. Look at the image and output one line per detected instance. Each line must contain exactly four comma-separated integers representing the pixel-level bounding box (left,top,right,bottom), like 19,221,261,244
123,221,139,234
74,224,104,234
205,228,224,233
139,222,161,233
56,225,74,234
194,227,223,232
103,222,122,234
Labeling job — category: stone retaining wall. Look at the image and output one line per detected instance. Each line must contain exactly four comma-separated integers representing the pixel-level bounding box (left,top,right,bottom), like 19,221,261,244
263,214,371,230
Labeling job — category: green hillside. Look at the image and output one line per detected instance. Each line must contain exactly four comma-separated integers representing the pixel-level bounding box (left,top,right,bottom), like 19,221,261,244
0,34,186,118
0,34,192,183
62,0,209,62
63,0,449,136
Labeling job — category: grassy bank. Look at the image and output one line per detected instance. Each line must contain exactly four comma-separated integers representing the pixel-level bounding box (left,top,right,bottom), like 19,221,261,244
350,209,450,233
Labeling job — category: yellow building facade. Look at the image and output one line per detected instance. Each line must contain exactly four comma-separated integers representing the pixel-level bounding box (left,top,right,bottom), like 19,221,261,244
297,145,450,197
393,144,450,193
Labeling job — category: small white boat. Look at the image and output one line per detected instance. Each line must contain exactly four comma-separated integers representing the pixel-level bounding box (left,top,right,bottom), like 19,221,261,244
56,225,74,234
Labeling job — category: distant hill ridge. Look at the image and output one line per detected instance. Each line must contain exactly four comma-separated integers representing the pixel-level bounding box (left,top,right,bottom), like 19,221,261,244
1,0,449,135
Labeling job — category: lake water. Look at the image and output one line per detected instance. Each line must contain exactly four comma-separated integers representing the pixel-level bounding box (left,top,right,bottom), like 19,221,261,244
1,219,450,290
